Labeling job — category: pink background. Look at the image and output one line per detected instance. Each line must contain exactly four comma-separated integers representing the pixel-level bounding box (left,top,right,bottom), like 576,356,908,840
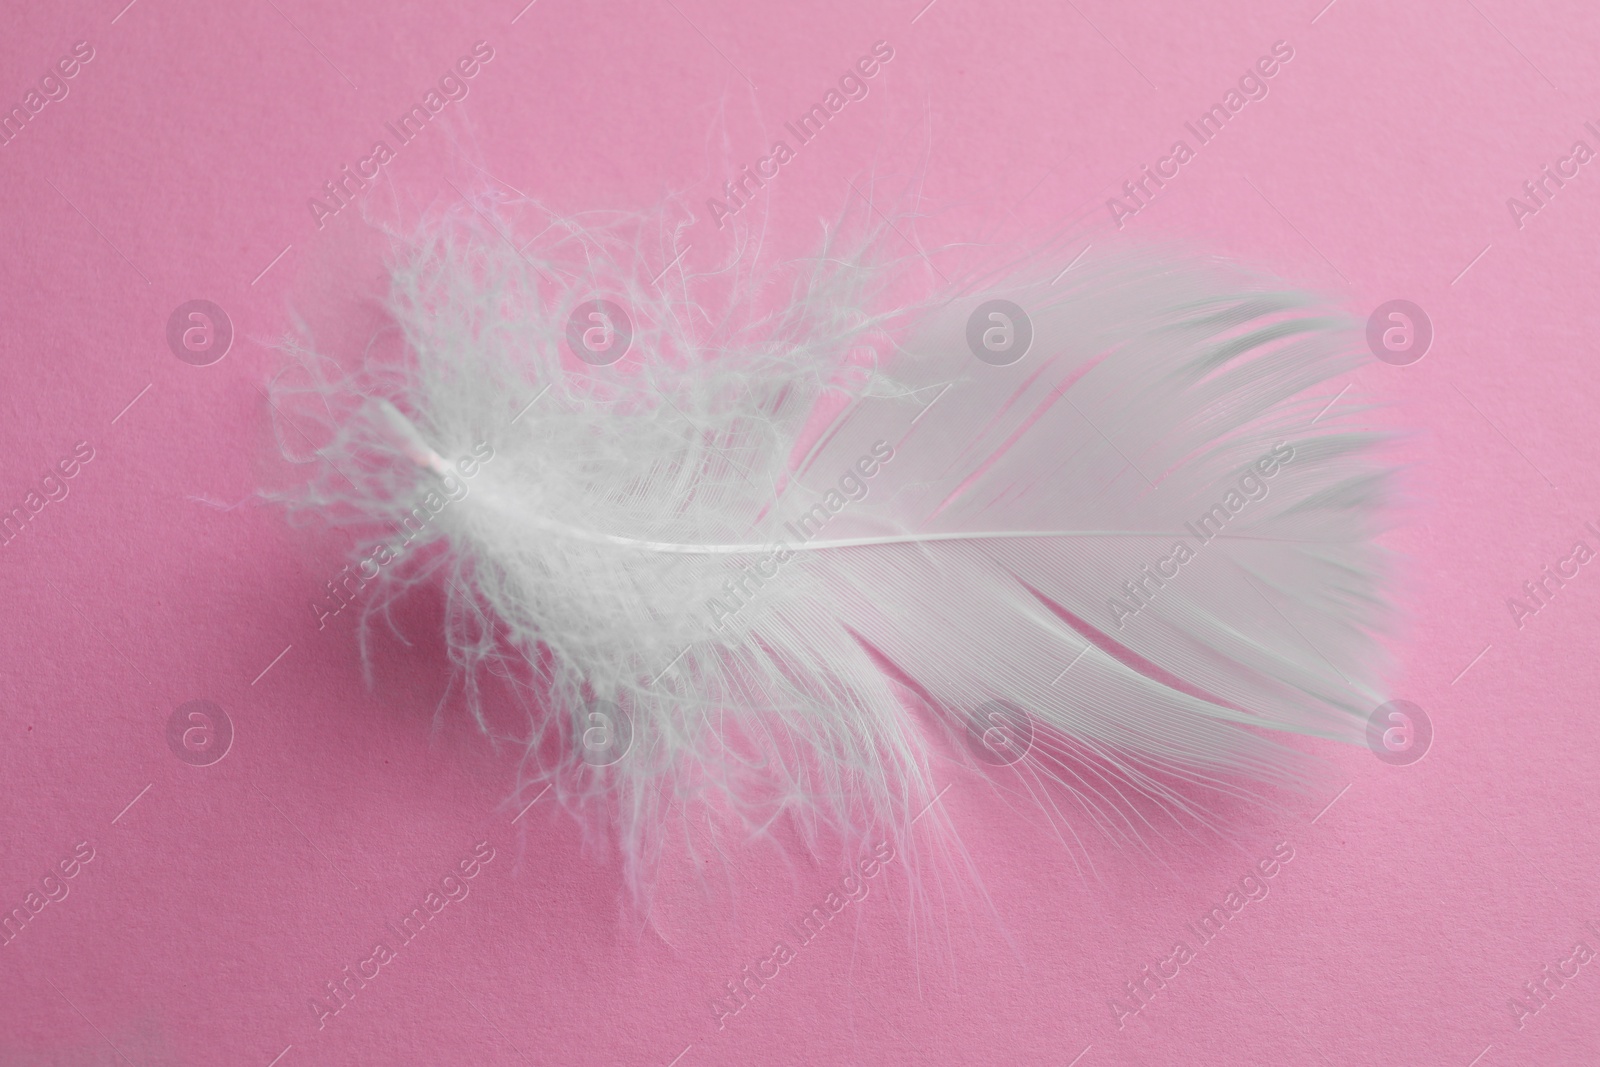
3,0,1600,1064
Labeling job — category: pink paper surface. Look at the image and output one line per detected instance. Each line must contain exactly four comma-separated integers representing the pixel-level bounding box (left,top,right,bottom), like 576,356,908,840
3,1,1599,1064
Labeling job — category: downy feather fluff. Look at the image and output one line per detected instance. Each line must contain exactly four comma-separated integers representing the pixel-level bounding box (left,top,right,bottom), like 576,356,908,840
271,194,1394,897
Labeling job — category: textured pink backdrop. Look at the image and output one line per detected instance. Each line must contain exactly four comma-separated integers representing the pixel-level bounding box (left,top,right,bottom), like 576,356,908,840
3,0,1599,1064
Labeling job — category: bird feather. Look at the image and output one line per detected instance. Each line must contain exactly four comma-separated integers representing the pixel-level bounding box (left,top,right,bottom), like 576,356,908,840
269,197,1395,897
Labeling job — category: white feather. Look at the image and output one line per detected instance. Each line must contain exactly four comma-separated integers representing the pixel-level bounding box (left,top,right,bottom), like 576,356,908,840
270,195,1395,899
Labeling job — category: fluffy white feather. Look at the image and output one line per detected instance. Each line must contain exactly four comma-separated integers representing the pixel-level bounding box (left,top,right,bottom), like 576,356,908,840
270,195,1395,898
